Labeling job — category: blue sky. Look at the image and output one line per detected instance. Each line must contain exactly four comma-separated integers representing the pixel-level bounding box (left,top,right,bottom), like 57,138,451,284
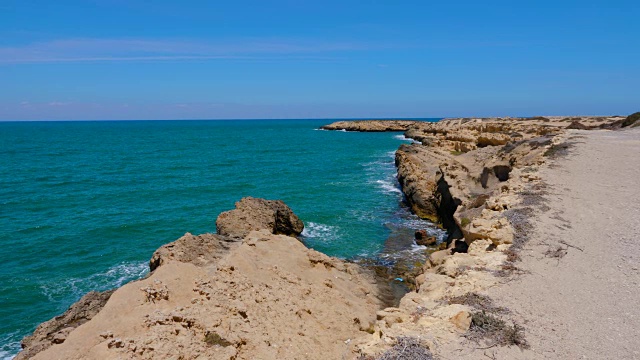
0,0,638,120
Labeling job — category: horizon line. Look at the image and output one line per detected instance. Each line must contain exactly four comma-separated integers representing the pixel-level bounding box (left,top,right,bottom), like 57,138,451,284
0,117,445,123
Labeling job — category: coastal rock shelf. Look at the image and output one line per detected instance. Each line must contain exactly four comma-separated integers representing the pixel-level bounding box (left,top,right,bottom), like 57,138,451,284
18,113,637,359
325,116,627,250
321,115,629,357
18,198,383,360
320,119,421,132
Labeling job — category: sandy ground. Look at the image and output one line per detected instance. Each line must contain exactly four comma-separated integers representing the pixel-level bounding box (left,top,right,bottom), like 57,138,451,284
441,128,640,359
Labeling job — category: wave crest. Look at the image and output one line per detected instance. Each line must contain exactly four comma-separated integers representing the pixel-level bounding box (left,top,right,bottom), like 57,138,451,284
375,179,402,194
301,222,339,243
40,261,148,305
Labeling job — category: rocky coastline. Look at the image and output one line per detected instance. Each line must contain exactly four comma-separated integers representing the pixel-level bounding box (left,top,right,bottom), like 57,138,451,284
16,113,639,359
324,114,638,357
18,197,384,359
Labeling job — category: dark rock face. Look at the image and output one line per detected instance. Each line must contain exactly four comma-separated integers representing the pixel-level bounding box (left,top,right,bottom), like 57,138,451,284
394,144,440,222
566,120,589,130
493,165,512,182
622,112,640,128
481,165,511,188
16,290,115,360
216,197,304,239
452,239,470,254
435,175,464,247
415,230,437,246
415,229,427,240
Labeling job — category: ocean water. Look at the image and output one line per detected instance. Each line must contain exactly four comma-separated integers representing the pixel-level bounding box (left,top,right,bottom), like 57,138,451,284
0,119,441,358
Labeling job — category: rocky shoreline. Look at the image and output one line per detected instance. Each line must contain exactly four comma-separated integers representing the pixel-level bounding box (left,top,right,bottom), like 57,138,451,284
325,114,638,357
16,113,639,359
18,197,384,359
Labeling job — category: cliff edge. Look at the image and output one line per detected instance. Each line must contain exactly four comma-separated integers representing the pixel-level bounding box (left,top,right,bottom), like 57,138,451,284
323,115,630,358
18,198,383,360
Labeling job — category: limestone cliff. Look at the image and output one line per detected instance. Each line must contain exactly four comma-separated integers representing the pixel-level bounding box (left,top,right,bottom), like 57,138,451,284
326,116,623,249
323,115,625,358
18,198,383,360
19,115,629,360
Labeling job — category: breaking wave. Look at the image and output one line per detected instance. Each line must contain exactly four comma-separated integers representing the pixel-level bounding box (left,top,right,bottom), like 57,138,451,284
375,179,402,194
40,261,148,305
301,222,340,243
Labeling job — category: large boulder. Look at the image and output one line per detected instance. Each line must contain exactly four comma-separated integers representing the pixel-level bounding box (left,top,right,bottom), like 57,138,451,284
216,197,304,238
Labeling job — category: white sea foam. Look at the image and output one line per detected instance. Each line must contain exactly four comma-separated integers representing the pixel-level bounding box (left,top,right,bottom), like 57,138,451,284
375,179,402,194
1,331,22,360
2,264,147,360
301,222,339,242
0,347,17,360
348,209,376,222
40,261,148,304
393,134,421,144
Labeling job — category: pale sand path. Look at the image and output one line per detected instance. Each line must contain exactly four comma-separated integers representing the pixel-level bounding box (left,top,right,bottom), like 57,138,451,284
440,128,640,360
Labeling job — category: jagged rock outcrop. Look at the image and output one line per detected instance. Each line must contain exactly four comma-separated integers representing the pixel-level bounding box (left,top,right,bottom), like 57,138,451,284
414,230,437,246
215,197,304,238
622,112,640,128
16,290,115,360
322,115,624,357
394,144,441,222
566,120,589,130
342,116,623,250
19,199,382,360
26,230,383,360
332,115,632,357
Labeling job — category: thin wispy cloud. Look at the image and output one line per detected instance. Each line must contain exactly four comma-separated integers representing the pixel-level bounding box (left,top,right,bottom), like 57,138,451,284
0,37,377,64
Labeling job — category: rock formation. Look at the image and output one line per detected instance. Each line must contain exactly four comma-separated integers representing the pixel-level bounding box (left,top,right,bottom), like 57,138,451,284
324,115,622,251
149,232,240,272
390,117,567,249
19,114,632,359
622,112,640,128
215,197,304,239
322,115,625,358
18,198,381,360
16,290,115,360
320,120,421,132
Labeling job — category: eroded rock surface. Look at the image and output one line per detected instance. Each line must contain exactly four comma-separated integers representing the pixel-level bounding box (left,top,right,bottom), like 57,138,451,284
320,120,421,132
323,115,625,358
149,232,239,271
27,232,383,360
20,114,632,359
390,117,567,248
16,290,115,360
216,197,304,238
19,199,381,360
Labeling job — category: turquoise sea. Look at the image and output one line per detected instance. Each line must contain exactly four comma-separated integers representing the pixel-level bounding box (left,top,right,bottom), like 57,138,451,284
0,119,442,358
